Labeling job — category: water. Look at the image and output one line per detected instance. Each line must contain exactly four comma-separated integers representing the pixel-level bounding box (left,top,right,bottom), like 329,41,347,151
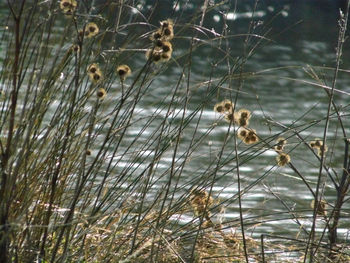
1,0,350,249
121,0,350,240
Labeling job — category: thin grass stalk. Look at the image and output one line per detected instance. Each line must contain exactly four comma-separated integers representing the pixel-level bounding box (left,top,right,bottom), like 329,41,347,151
261,234,265,263
0,2,26,262
149,68,187,260
306,2,350,262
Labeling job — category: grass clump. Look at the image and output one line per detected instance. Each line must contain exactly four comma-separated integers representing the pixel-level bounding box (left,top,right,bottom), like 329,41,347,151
0,1,350,262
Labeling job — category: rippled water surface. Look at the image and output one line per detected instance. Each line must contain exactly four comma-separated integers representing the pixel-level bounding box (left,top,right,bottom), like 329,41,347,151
123,0,350,239
2,0,350,242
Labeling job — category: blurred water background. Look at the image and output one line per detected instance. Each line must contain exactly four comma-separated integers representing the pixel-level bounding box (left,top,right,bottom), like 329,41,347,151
1,0,350,241
126,0,350,239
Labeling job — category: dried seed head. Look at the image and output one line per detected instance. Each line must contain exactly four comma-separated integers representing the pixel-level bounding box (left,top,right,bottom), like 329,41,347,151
276,137,287,146
310,138,327,157
237,127,249,140
310,199,328,216
249,135,258,143
160,19,174,28
153,53,161,62
244,134,258,144
145,49,163,63
88,71,103,84
162,41,172,53
85,22,99,38
314,139,322,147
70,44,80,53
190,189,213,216
60,0,70,9
224,112,235,123
87,63,99,74
237,109,251,120
93,73,101,81
274,144,284,152
163,26,174,40
317,145,328,157
116,64,131,81
155,39,163,47
214,102,224,113
221,99,233,112
97,88,106,99
237,117,249,127
60,0,77,14
150,30,162,41
276,153,291,166
274,137,287,152
237,127,259,144
161,52,171,61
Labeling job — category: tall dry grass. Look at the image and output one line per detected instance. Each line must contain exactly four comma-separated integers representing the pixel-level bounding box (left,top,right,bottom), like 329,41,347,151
0,1,350,262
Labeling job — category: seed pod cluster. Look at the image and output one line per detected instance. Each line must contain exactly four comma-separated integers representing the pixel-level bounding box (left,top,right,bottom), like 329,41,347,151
214,99,258,145
273,137,291,167
310,199,328,216
79,22,99,40
116,64,132,82
309,138,328,157
60,0,77,15
146,19,174,63
190,189,213,223
274,137,287,152
237,127,259,145
276,152,291,167
87,63,103,84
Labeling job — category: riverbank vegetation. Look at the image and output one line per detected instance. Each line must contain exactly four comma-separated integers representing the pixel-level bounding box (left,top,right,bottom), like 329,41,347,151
1,0,350,262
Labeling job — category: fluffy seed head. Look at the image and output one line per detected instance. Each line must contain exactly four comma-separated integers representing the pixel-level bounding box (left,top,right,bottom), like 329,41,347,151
96,88,106,99
88,71,102,84
274,144,284,152
162,41,172,53
116,64,131,81
224,112,235,123
317,145,328,157
276,153,291,166
88,63,99,74
277,137,287,145
163,26,174,40
315,139,322,147
60,0,77,14
85,22,99,38
237,127,248,140
161,52,171,61
237,117,249,127
237,109,251,120
274,137,287,152
214,103,224,114
310,199,328,216
238,128,259,144
71,44,80,53
150,30,162,41
93,73,101,81
190,189,213,216
220,99,233,112
155,40,163,47
160,19,174,28
310,138,327,157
